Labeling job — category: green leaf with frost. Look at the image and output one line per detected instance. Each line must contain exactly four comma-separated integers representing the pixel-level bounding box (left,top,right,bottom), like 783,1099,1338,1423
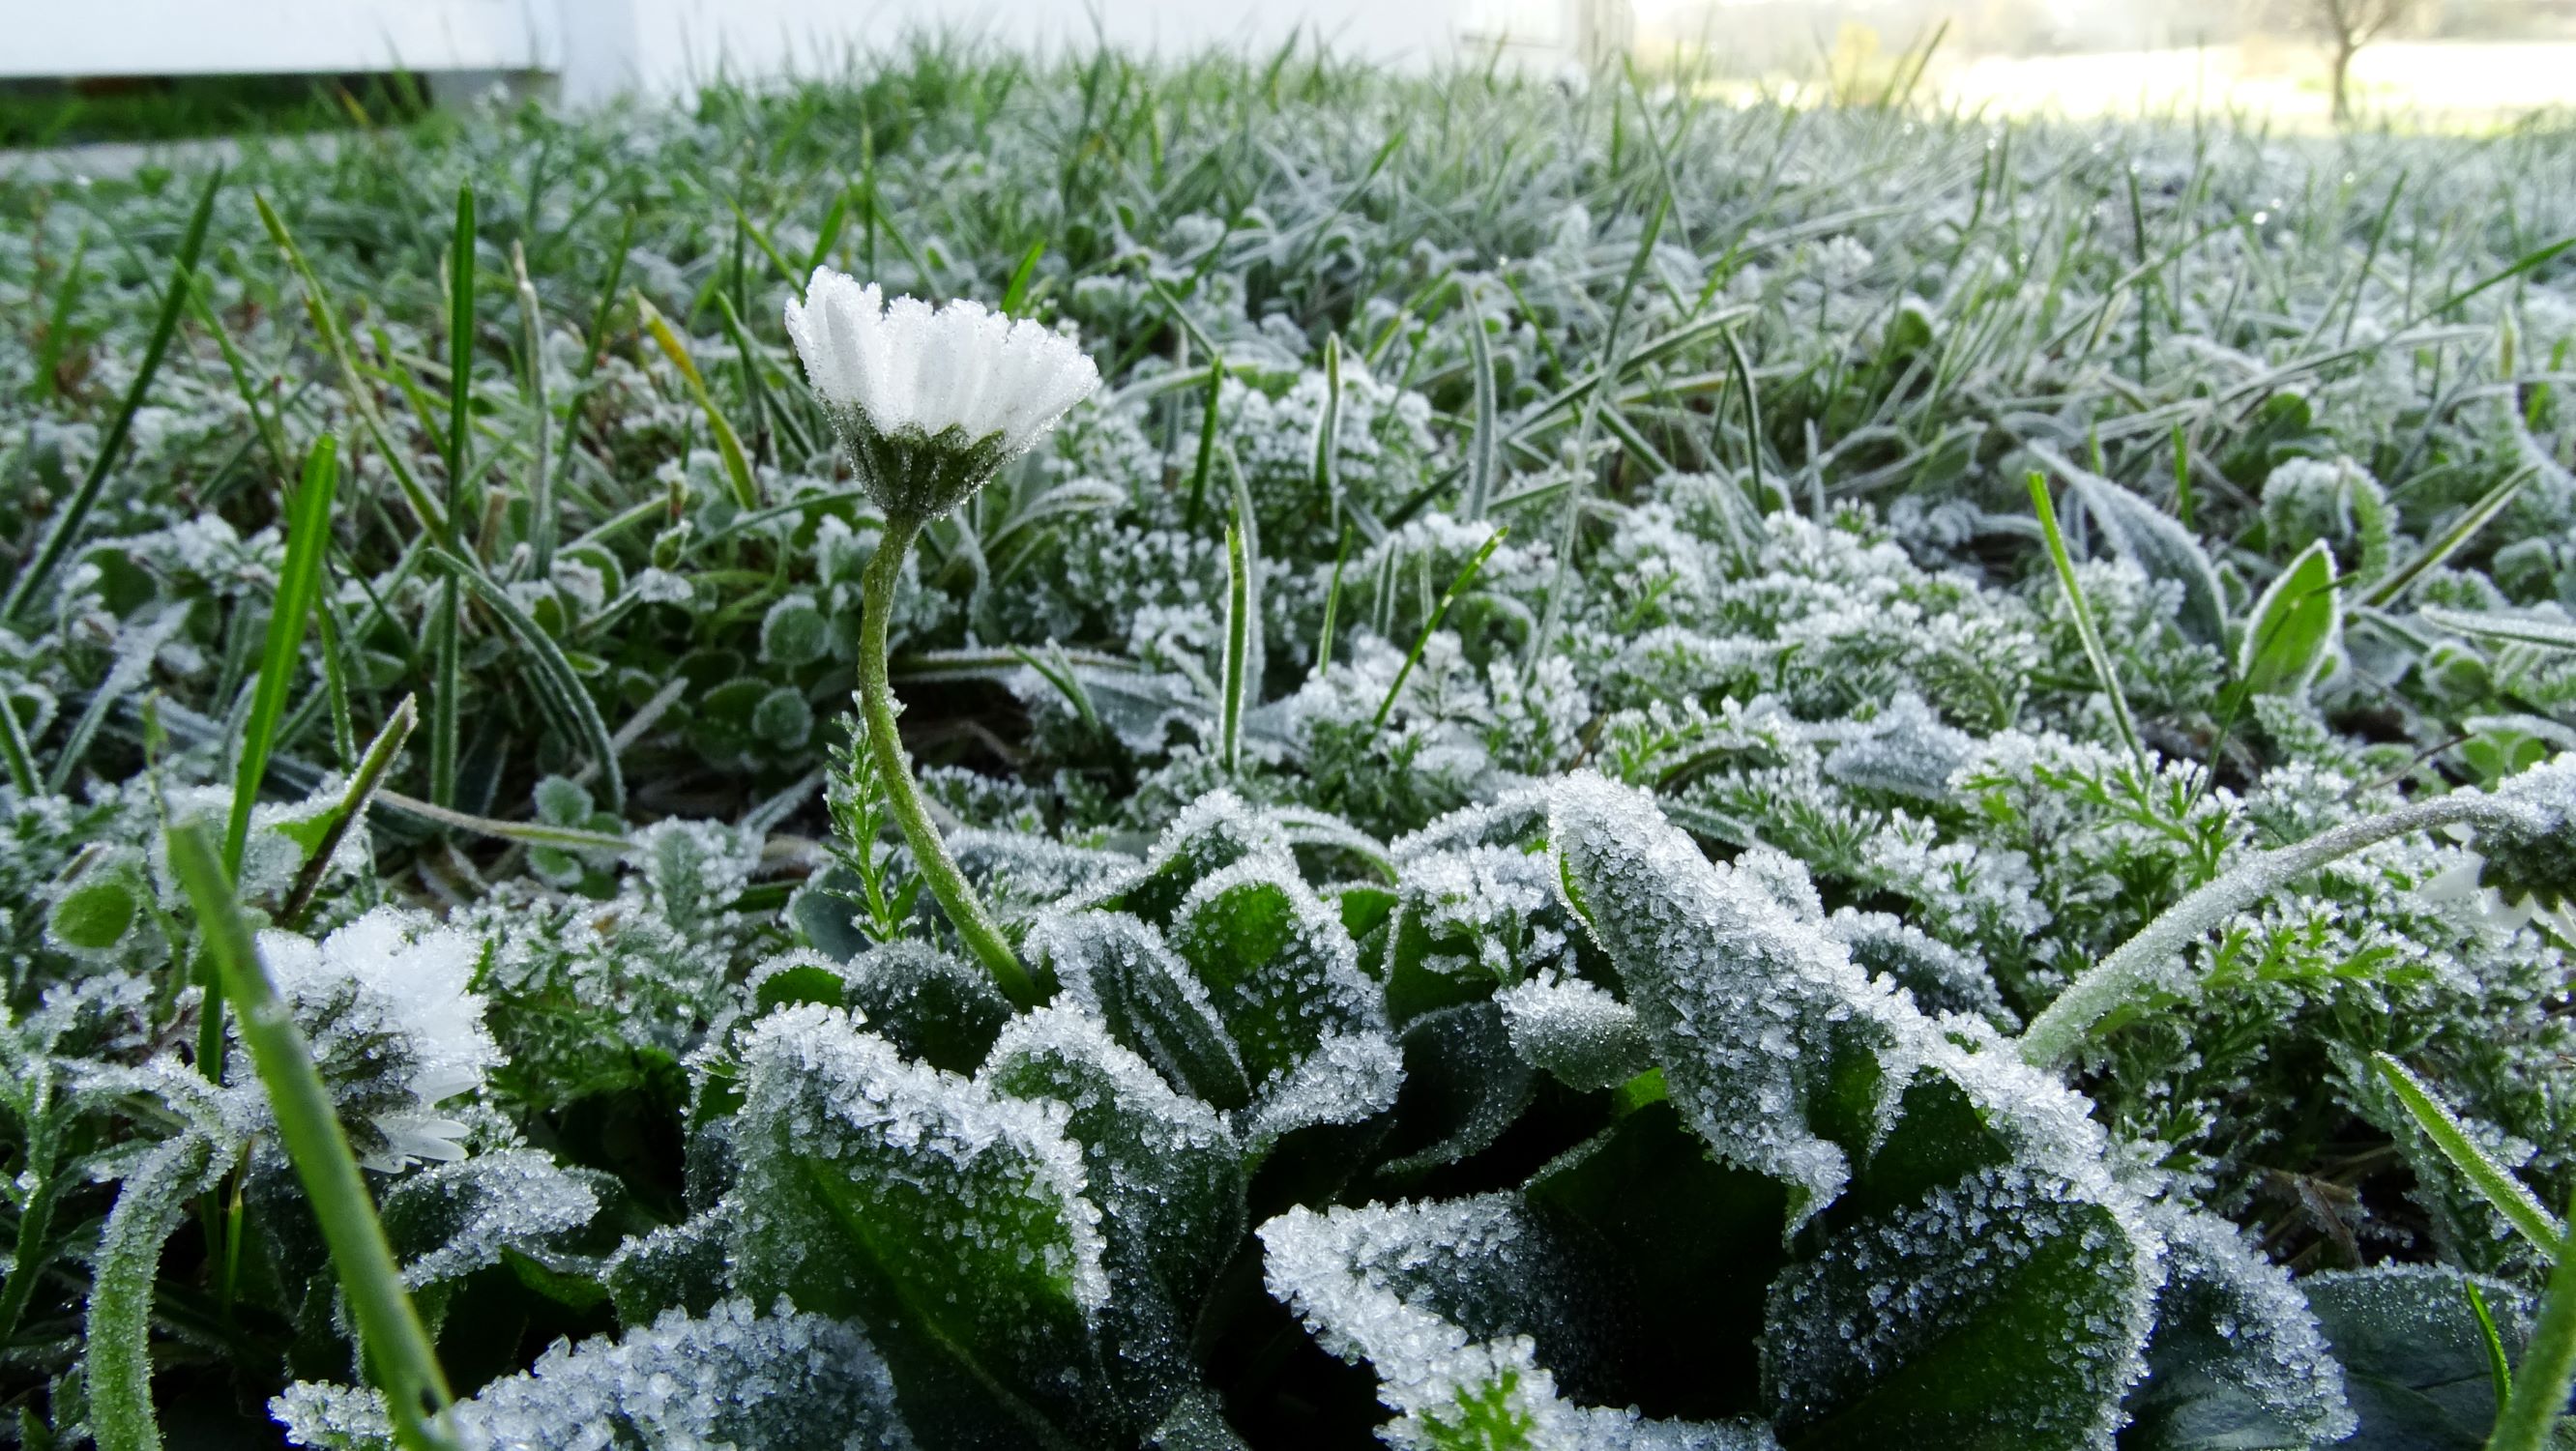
730,1004,1112,1446
2239,540,2341,696
1764,1165,2154,1451
1165,856,1401,1146
2122,1204,2355,1451
2303,1265,2537,1450
983,1007,1244,1431
1033,909,1253,1111
1547,771,1914,1224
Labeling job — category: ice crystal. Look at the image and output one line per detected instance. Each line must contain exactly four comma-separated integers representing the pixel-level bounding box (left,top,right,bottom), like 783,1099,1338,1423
254,908,497,1171
274,1298,914,1450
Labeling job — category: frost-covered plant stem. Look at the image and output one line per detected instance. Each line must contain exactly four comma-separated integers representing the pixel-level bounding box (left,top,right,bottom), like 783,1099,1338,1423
2020,790,2544,1069
858,512,1040,1008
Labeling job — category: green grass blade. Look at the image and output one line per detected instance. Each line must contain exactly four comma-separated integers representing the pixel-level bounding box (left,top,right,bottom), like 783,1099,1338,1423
3,167,220,624
2489,1190,2576,1451
165,820,458,1451
255,194,448,540
2362,465,2534,609
2374,1053,2566,1260
281,695,417,931
1001,239,1047,314
636,292,759,509
2029,471,2148,777
222,436,339,878
428,575,461,810
1461,290,1499,521
1374,526,1506,730
1186,360,1224,532
1313,332,1343,529
426,545,627,813
1314,525,1352,679
1221,512,1253,774
513,242,555,576
2468,1281,2514,1412
0,683,36,796
446,183,475,548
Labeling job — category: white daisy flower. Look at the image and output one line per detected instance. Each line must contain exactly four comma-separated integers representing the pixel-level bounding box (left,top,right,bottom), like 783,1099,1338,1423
784,269,1099,522
255,908,499,1171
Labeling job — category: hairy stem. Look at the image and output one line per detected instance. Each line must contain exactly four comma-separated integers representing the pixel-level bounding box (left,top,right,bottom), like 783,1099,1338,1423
2019,790,2534,1069
858,511,1039,1007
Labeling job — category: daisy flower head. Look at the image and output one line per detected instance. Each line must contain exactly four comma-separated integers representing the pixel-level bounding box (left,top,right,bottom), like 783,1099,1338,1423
785,269,1099,523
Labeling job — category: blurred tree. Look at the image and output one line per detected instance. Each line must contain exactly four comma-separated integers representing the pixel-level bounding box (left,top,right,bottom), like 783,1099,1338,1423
2293,0,2429,121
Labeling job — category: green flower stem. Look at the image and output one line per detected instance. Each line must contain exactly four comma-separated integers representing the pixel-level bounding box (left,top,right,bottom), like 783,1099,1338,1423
2019,790,2538,1070
858,511,1041,1008
165,820,458,1451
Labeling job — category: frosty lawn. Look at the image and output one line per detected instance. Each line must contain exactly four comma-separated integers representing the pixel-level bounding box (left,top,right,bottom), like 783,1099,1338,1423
6,42,2576,1451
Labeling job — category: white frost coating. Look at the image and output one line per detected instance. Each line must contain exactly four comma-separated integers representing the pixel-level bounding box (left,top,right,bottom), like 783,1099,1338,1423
255,907,499,1171
1260,1199,1775,1451
1390,783,1554,863
1030,909,1231,1033
737,1003,1111,1318
983,1005,1232,1158
1493,973,1653,1091
1547,771,1918,1220
784,270,1098,458
1820,691,1975,799
388,1149,601,1289
1070,787,1293,913
1239,1030,1405,1147
1765,1165,2161,1451
1394,845,1569,982
274,1297,915,1450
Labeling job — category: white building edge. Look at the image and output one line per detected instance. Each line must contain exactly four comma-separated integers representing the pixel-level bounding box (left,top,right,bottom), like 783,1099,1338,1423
6,1,1638,104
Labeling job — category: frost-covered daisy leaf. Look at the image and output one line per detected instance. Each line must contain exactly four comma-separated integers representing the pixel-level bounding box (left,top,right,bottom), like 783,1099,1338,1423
1385,844,1589,1026
981,1006,1245,1429
835,941,1015,1073
1166,856,1402,1146
1494,974,1654,1092
1376,1001,1537,1177
730,1004,1114,1444
2121,1205,2353,1451
273,1298,916,1451
1762,1165,2156,1451
1093,789,1294,927
378,1148,608,1292
603,1202,734,1326
1032,909,1253,1111
1524,1102,1792,1420
1546,772,1915,1222
1260,1195,1772,1450
2300,1265,2540,1451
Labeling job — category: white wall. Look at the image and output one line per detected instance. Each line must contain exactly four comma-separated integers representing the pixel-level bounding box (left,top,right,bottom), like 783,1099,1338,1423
4,1,559,79
561,0,1464,103
4,0,1479,99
